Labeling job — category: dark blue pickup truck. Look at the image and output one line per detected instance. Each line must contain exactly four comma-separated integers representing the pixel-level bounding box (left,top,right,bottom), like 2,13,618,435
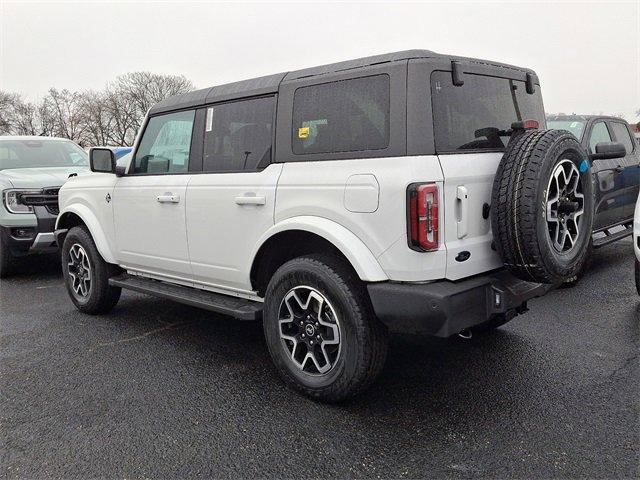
547,115,639,280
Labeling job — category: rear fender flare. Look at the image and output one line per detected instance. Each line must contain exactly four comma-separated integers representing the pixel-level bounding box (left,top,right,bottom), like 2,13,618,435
250,216,388,282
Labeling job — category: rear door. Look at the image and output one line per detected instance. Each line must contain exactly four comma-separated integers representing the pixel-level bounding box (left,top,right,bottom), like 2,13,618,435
185,96,280,294
607,120,639,221
429,70,545,280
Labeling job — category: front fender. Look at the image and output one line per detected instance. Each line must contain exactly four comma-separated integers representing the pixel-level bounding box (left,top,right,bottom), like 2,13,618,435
251,216,388,282
56,204,116,264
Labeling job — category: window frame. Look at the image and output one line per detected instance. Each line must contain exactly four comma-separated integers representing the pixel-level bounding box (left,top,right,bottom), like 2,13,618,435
126,107,200,176
608,120,635,154
290,74,391,156
587,120,613,154
275,62,407,163
198,94,278,174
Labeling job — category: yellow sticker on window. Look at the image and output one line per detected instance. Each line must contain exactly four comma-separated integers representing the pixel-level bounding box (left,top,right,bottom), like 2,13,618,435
298,127,310,139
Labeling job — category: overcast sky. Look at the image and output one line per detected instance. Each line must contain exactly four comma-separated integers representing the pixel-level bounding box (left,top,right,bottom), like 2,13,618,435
1,0,638,121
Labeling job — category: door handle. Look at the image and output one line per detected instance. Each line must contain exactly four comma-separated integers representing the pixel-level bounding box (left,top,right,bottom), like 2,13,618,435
235,195,266,206
456,186,469,239
157,193,180,203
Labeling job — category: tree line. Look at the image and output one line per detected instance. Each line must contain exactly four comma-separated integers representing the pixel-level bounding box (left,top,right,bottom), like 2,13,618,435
0,72,195,147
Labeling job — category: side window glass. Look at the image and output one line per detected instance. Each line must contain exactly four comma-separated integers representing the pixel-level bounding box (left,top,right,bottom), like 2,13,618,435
609,122,633,154
203,96,275,172
588,122,612,153
133,110,195,174
292,75,390,154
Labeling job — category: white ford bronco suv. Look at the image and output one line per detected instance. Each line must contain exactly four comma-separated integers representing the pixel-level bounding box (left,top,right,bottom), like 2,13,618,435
56,50,612,402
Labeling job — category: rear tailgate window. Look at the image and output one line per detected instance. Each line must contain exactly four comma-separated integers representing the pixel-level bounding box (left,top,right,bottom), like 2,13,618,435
431,71,545,153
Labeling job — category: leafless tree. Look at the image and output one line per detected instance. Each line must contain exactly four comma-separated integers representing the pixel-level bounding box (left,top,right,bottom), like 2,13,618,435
0,72,195,146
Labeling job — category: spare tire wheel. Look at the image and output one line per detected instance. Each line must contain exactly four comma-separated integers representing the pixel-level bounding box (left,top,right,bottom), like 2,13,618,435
491,129,594,284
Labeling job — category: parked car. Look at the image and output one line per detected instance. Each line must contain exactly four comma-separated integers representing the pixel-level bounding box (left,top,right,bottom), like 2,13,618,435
55,50,624,401
547,115,639,263
634,193,639,295
0,136,88,277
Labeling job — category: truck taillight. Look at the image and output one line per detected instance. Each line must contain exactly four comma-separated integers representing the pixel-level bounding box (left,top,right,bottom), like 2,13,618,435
407,183,439,252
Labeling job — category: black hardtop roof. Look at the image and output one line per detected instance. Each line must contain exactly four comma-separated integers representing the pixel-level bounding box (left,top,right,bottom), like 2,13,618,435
150,49,536,115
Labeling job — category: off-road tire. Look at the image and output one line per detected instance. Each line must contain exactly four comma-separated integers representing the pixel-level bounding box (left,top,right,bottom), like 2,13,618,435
0,235,17,279
491,129,594,284
263,253,388,403
61,226,121,314
560,237,594,288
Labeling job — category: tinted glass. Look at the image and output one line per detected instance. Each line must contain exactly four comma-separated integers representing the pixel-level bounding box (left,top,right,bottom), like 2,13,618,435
292,75,390,154
203,96,275,172
547,120,586,140
0,139,87,170
134,110,195,174
588,122,612,153
431,72,545,152
609,122,633,154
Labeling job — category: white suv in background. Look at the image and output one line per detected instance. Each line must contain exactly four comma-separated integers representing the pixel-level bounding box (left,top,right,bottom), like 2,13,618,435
55,50,619,401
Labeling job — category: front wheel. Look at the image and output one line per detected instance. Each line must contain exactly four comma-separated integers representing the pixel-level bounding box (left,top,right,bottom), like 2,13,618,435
61,226,121,314
263,254,388,403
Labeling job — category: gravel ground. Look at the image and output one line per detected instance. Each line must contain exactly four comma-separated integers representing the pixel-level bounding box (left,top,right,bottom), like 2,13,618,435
1,239,638,479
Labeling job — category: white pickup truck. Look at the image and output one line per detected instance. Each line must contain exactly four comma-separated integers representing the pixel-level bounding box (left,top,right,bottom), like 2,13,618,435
55,50,619,402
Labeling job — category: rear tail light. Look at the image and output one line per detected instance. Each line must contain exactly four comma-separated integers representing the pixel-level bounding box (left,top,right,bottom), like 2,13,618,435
407,183,439,252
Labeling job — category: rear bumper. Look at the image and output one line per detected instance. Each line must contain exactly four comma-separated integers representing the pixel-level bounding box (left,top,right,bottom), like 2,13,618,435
367,270,553,337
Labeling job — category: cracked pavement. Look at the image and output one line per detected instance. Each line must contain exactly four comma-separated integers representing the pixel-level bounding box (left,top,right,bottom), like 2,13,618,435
1,239,638,479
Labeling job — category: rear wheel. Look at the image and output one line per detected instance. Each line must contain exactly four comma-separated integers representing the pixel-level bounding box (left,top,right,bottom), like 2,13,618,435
62,226,121,314
263,254,388,403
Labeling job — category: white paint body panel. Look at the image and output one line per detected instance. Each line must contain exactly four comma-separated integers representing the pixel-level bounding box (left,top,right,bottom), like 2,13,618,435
112,175,192,279
185,163,282,291
275,156,447,282
438,153,503,280
56,172,118,263
58,152,505,292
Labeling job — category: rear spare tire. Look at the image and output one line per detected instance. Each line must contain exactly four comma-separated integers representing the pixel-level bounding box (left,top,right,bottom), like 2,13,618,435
491,129,594,284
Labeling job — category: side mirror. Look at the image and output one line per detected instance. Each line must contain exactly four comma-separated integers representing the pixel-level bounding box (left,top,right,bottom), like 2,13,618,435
590,142,626,161
89,148,116,173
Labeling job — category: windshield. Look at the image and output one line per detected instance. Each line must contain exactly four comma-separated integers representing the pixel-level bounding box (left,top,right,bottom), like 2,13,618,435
547,120,586,141
0,139,88,170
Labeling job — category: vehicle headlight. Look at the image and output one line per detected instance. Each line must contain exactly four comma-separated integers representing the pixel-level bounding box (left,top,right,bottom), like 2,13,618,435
2,189,41,214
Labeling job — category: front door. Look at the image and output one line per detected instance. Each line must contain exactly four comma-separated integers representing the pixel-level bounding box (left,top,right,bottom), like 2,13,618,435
185,96,279,293
113,109,196,282
607,120,640,221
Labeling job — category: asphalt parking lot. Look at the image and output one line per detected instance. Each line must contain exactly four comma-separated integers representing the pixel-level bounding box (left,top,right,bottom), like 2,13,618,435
1,239,638,479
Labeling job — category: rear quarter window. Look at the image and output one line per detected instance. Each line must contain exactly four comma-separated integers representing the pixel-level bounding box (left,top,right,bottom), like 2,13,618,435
431,71,545,152
292,75,390,155
609,122,634,154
